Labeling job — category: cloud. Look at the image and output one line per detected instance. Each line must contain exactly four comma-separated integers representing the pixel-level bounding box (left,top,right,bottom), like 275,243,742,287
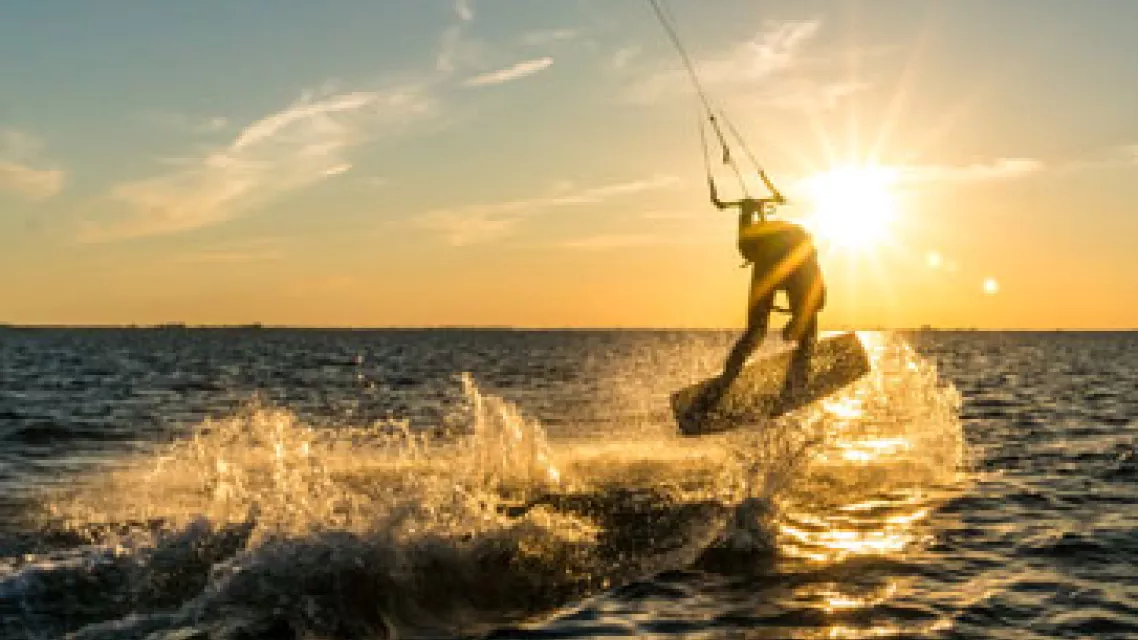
463,57,554,87
761,79,870,111
639,209,700,221
433,31,492,77
174,237,287,264
322,163,352,177
435,3,490,74
143,112,229,134
437,26,461,72
784,158,1044,200
610,45,642,71
627,20,821,103
521,29,578,46
0,161,64,201
0,130,64,200
455,0,473,22
732,19,821,76
1033,144,1138,173
229,91,378,150
897,158,1044,183
86,86,436,242
1,129,47,158
561,233,669,250
420,175,680,245
422,214,518,246
203,116,229,132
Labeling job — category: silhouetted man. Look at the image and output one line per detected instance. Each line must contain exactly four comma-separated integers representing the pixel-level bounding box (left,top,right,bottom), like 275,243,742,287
694,180,826,416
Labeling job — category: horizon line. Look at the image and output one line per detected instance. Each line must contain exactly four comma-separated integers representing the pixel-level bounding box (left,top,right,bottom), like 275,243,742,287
1,323,1135,333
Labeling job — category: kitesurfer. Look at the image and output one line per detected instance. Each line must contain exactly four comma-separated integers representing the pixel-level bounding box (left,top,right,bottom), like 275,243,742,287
694,179,827,416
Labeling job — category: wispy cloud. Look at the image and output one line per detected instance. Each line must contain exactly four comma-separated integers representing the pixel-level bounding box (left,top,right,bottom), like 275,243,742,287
85,86,436,242
463,57,554,87
627,20,822,103
561,233,670,250
0,129,64,200
639,209,701,221
173,237,287,264
896,158,1045,183
436,26,464,72
1035,144,1138,173
143,112,229,134
203,116,229,132
609,45,642,72
455,0,473,22
420,175,680,245
521,29,578,46
436,26,492,74
729,19,821,76
0,161,64,201
438,4,566,84
2,129,47,158
761,79,870,111
435,0,489,75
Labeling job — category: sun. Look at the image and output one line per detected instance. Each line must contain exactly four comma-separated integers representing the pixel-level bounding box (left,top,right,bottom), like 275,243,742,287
800,165,899,251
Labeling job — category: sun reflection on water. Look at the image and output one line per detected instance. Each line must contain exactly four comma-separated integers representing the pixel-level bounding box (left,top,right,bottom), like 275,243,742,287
765,332,965,637
778,510,919,562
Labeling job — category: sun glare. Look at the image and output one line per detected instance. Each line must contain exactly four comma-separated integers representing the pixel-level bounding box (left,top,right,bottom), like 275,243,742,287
802,165,898,251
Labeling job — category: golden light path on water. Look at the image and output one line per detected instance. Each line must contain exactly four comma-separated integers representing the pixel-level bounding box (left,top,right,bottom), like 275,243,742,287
768,331,965,638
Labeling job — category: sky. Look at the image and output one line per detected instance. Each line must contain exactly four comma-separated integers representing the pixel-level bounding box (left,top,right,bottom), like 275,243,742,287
2,0,1136,329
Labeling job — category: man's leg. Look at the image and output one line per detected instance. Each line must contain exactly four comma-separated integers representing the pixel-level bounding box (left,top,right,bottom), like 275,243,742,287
687,273,773,420
781,269,824,401
711,274,774,406
783,314,817,396
781,274,822,344
723,293,773,382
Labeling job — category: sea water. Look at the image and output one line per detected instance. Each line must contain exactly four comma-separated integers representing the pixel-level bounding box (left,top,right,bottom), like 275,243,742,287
1,329,1134,639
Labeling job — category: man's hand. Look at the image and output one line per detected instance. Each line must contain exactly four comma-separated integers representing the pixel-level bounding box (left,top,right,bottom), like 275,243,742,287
757,170,785,205
709,177,726,210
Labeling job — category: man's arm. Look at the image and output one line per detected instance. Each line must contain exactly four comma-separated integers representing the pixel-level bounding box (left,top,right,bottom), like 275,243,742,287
709,178,740,210
758,170,786,205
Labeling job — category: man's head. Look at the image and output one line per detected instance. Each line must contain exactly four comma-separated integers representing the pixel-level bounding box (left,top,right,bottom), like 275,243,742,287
740,198,777,221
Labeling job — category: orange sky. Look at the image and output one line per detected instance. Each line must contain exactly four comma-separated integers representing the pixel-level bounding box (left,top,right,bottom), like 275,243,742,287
2,1,1137,329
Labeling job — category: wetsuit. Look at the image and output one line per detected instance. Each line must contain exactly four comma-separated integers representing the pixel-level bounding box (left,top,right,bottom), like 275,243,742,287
724,215,826,382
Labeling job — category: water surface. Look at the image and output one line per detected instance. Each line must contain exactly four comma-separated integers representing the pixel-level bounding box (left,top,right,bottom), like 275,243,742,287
1,329,1134,639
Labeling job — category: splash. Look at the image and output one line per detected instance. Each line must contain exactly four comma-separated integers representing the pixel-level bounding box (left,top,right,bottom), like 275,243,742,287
805,332,965,484
771,332,966,564
48,375,565,543
17,332,965,639
33,375,711,638
462,372,561,490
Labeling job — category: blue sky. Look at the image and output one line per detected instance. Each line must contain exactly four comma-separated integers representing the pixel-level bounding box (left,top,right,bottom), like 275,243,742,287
2,1,1137,327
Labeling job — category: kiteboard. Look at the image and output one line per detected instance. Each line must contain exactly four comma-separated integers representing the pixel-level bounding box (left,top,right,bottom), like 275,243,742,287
672,332,870,436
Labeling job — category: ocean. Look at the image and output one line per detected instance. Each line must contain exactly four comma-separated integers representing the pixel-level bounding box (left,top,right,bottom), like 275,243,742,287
1,329,1135,639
